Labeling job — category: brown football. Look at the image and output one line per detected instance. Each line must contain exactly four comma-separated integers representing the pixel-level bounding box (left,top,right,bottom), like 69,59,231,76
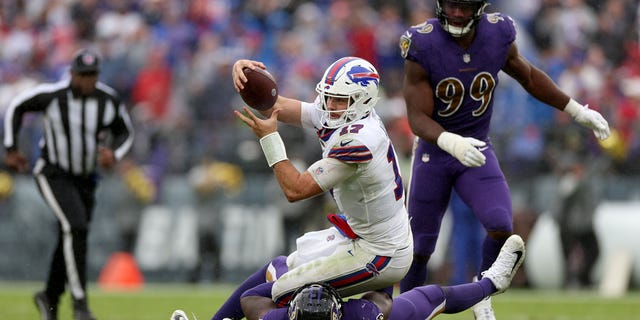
239,67,278,111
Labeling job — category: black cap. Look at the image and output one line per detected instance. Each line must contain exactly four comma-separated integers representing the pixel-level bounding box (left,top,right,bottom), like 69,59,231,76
71,49,101,73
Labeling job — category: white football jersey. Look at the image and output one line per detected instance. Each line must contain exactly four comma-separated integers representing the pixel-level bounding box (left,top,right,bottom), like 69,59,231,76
300,99,412,256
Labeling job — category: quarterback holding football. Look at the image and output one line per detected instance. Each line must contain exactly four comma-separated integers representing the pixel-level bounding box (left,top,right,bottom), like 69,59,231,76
209,57,413,320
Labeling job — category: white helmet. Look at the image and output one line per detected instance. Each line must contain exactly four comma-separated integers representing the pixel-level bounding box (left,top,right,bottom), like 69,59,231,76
315,57,380,128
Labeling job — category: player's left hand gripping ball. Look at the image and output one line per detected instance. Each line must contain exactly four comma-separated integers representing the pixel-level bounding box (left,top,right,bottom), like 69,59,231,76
239,67,278,111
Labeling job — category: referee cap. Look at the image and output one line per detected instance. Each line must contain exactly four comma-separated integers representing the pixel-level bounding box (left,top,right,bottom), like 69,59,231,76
71,49,101,73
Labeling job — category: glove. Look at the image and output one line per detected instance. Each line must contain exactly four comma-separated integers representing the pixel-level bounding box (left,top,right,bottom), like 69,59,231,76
437,132,487,167
564,99,610,140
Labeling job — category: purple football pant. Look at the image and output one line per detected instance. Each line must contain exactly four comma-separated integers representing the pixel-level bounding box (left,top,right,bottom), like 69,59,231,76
402,139,512,291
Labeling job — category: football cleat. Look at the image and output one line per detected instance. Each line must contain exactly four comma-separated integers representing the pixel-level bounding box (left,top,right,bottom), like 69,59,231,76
481,234,525,294
34,291,57,320
73,308,96,320
72,299,96,320
472,296,495,320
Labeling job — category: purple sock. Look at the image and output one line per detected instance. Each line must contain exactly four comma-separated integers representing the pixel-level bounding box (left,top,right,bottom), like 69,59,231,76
441,278,495,313
390,285,446,319
211,256,288,320
400,259,427,293
390,280,496,319
478,236,504,278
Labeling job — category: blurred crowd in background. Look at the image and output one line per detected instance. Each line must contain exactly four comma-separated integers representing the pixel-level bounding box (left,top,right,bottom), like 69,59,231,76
0,0,639,286
1,0,639,179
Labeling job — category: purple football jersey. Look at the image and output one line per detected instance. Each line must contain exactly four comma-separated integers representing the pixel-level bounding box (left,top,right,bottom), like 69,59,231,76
399,13,516,286
400,13,517,139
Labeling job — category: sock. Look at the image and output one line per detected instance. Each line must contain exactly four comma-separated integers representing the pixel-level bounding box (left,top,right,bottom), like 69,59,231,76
399,259,427,293
390,285,446,319
442,278,495,313
211,256,287,320
478,236,504,279
390,280,496,319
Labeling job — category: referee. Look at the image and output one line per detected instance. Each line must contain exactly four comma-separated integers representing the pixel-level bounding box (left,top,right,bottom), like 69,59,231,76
3,48,134,320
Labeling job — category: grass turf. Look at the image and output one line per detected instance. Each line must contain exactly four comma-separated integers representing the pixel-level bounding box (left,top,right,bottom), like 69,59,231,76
1,282,638,319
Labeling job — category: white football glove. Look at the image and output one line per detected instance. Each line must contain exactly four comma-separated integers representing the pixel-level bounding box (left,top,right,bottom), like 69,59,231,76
564,99,610,140
437,132,487,167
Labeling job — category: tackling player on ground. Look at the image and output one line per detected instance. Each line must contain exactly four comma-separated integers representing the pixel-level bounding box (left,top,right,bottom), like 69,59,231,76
171,234,525,320
398,1,610,318
205,57,413,320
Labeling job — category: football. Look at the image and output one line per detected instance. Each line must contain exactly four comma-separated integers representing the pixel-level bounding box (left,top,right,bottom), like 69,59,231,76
239,67,278,111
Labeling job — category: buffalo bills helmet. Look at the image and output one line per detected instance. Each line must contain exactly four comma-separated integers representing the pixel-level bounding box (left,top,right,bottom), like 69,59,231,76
315,57,380,129
287,283,342,320
436,0,488,37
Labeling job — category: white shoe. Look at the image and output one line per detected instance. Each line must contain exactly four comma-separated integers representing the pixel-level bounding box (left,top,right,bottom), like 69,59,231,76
171,310,189,320
472,296,495,320
481,234,525,294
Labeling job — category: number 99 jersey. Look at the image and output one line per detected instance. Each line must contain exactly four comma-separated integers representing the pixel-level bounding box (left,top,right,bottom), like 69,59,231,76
400,12,517,140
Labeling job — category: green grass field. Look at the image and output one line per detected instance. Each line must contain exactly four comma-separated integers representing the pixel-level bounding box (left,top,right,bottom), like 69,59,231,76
2,282,639,320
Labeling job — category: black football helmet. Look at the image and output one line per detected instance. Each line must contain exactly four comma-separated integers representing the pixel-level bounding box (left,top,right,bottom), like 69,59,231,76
287,283,343,320
435,0,488,37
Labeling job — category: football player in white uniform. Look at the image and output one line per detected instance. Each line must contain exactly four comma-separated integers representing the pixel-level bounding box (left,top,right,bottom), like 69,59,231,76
208,57,413,320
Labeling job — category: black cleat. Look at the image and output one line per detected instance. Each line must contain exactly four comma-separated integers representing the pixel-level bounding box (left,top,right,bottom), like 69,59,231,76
34,291,57,320
73,299,97,320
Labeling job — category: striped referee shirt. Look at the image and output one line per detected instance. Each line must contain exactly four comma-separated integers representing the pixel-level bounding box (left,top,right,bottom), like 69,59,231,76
3,78,134,176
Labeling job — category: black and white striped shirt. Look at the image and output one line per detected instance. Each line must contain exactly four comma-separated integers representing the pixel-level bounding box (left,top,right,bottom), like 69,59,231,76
3,78,134,176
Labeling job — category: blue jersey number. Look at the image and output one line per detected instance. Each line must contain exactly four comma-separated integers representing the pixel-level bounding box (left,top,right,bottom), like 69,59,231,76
387,144,404,201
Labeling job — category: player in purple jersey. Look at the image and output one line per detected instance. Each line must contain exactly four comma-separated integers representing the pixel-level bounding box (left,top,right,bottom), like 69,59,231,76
398,1,610,319
168,234,522,320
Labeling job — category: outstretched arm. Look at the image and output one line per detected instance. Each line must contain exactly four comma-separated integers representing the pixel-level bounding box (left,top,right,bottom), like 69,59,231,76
234,107,323,202
502,43,610,140
501,43,570,109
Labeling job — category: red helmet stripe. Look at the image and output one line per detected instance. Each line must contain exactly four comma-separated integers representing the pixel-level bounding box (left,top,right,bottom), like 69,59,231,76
324,57,359,85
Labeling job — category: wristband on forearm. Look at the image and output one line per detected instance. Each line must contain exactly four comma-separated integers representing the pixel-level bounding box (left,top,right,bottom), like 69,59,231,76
564,98,583,117
259,132,288,167
436,131,458,155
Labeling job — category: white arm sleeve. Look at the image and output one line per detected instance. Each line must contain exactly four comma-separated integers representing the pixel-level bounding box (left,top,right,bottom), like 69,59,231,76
307,157,357,191
300,96,323,129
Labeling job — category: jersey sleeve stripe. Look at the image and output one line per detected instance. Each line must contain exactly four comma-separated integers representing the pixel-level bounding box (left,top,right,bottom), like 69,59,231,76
328,145,372,162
